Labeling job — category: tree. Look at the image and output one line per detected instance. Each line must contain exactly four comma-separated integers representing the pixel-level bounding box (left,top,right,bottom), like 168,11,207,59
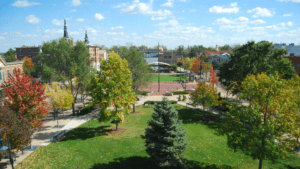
39,39,92,116
220,72,300,169
22,56,34,76
5,55,17,62
209,65,218,87
44,82,74,126
0,103,32,158
3,48,16,61
90,52,136,131
138,45,147,49
140,98,188,169
191,56,204,75
219,44,232,51
182,57,193,71
190,81,219,111
218,40,296,96
119,48,154,113
1,68,50,131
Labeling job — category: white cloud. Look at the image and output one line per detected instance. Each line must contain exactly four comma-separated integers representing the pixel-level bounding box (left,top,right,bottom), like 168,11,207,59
278,21,293,26
106,32,118,36
76,18,84,22
85,27,97,34
0,37,5,39
277,0,300,3
44,29,63,34
190,9,196,12
69,31,80,35
180,0,187,1
131,33,138,36
161,0,174,7
52,19,63,26
250,19,266,24
93,13,105,20
118,0,172,18
25,15,41,24
151,16,167,20
283,13,292,16
12,0,40,7
112,3,128,8
69,9,76,13
214,17,254,24
230,2,237,6
209,4,239,13
247,7,274,17
111,26,124,30
72,0,81,6
155,19,179,27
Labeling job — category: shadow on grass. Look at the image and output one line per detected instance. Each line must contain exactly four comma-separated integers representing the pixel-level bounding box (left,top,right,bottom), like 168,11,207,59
61,125,112,142
89,156,236,169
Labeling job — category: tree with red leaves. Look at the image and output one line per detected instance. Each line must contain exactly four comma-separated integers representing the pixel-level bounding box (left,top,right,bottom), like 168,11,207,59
1,68,50,131
191,56,204,75
209,65,218,87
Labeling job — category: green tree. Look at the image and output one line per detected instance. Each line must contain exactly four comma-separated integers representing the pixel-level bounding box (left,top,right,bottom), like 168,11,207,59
3,48,16,61
138,45,147,49
39,38,92,116
219,44,232,51
218,40,296,97
190,81,219,111
119,48,154,113
90,52,136,131
141,98,188,169
177,61,183,71
220,72,300,169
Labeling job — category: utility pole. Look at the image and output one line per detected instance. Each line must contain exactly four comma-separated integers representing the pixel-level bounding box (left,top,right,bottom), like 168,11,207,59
158,42,160,92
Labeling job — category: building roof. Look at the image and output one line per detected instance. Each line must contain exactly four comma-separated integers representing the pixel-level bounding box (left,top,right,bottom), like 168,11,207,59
204,50,231,56
15,46,41,49
273,43,300,56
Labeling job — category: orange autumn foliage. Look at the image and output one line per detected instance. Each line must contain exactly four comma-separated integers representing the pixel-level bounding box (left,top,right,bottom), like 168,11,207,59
22,56,34,74
191,56,204,74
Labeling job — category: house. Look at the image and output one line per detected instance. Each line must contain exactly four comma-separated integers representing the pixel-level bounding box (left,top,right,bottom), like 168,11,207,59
86,45,108,71
0,56,24,97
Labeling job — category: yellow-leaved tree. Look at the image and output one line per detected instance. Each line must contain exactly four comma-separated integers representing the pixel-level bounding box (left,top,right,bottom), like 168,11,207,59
44,82,74,126
90,51,136,131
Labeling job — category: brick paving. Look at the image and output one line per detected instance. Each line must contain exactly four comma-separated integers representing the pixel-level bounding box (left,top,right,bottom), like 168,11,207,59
139,81,198,95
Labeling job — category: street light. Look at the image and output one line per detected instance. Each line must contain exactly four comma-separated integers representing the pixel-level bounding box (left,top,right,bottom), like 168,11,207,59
0,127,14,169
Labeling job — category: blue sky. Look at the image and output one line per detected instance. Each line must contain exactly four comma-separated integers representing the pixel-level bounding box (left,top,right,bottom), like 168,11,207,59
0,0,300,53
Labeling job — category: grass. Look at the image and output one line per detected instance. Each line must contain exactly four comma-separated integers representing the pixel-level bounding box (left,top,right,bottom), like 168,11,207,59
16,106,300,169
150,75,189,82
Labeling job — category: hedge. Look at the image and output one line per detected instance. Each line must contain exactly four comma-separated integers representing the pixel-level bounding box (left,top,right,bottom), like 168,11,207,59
171,91,190,95
144,100,177,106
79,101,96,116
136,90,151,95
176,70,185,73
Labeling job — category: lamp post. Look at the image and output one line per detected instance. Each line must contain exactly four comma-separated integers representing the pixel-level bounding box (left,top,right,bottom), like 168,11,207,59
158,42,160,92
0,128,14,169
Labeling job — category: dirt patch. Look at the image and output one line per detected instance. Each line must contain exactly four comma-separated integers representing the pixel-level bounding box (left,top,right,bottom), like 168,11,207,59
130,111,141,114
106,128,127,135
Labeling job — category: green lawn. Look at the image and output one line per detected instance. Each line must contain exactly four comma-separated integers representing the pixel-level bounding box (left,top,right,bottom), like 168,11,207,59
16,106,300,169
150,75,189,82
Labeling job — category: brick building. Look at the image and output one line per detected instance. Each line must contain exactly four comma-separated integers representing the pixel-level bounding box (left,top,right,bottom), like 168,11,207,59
0,56,24,97
15,46,41,63
158,52,181,65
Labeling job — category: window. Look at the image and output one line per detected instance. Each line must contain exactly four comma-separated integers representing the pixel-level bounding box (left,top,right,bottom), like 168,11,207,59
7,70,10,78
20,55,23,60
13,69,16,77
164,56,167,58
19,49,22,54
297,64,300,69
37,49,40,52
2,72,4,81
28,49,31,53
0,71,2,81
29,55,32,58
169,56,172,58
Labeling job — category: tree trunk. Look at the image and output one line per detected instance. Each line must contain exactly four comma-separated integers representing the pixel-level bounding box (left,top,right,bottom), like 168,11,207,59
70,80,75,116
133,104,136,112
115,106,118,131
258,158,263,169
56,111,59,126
72,103,75,116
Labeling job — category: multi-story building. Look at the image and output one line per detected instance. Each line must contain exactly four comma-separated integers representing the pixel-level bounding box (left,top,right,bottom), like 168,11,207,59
158,52,181,65
0,56,24,97
15,46,41,63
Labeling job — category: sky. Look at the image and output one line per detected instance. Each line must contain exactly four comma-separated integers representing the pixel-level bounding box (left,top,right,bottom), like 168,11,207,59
0,0,300,53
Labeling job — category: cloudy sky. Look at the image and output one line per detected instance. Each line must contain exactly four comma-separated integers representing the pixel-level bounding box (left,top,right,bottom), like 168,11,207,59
0,0,300,52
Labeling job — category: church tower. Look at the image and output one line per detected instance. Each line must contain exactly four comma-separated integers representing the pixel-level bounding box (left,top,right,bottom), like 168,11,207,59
84,30,89,45
63,19,69,40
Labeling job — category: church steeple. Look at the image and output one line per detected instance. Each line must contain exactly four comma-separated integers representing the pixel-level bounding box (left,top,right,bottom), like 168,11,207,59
84,30,89,45
64,19,69,39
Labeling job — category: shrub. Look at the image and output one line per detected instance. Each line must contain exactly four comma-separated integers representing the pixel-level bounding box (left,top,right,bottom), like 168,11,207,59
171,91,189,95
182,95,187,101
170,64,177,71
0,104,32,159
136,90,150,96
173,104,183,109
79,101,95,116
176,70,185,73
144,101,177,106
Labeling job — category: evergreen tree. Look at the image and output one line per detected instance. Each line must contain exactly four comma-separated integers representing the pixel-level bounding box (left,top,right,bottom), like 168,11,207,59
141,98,188,169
